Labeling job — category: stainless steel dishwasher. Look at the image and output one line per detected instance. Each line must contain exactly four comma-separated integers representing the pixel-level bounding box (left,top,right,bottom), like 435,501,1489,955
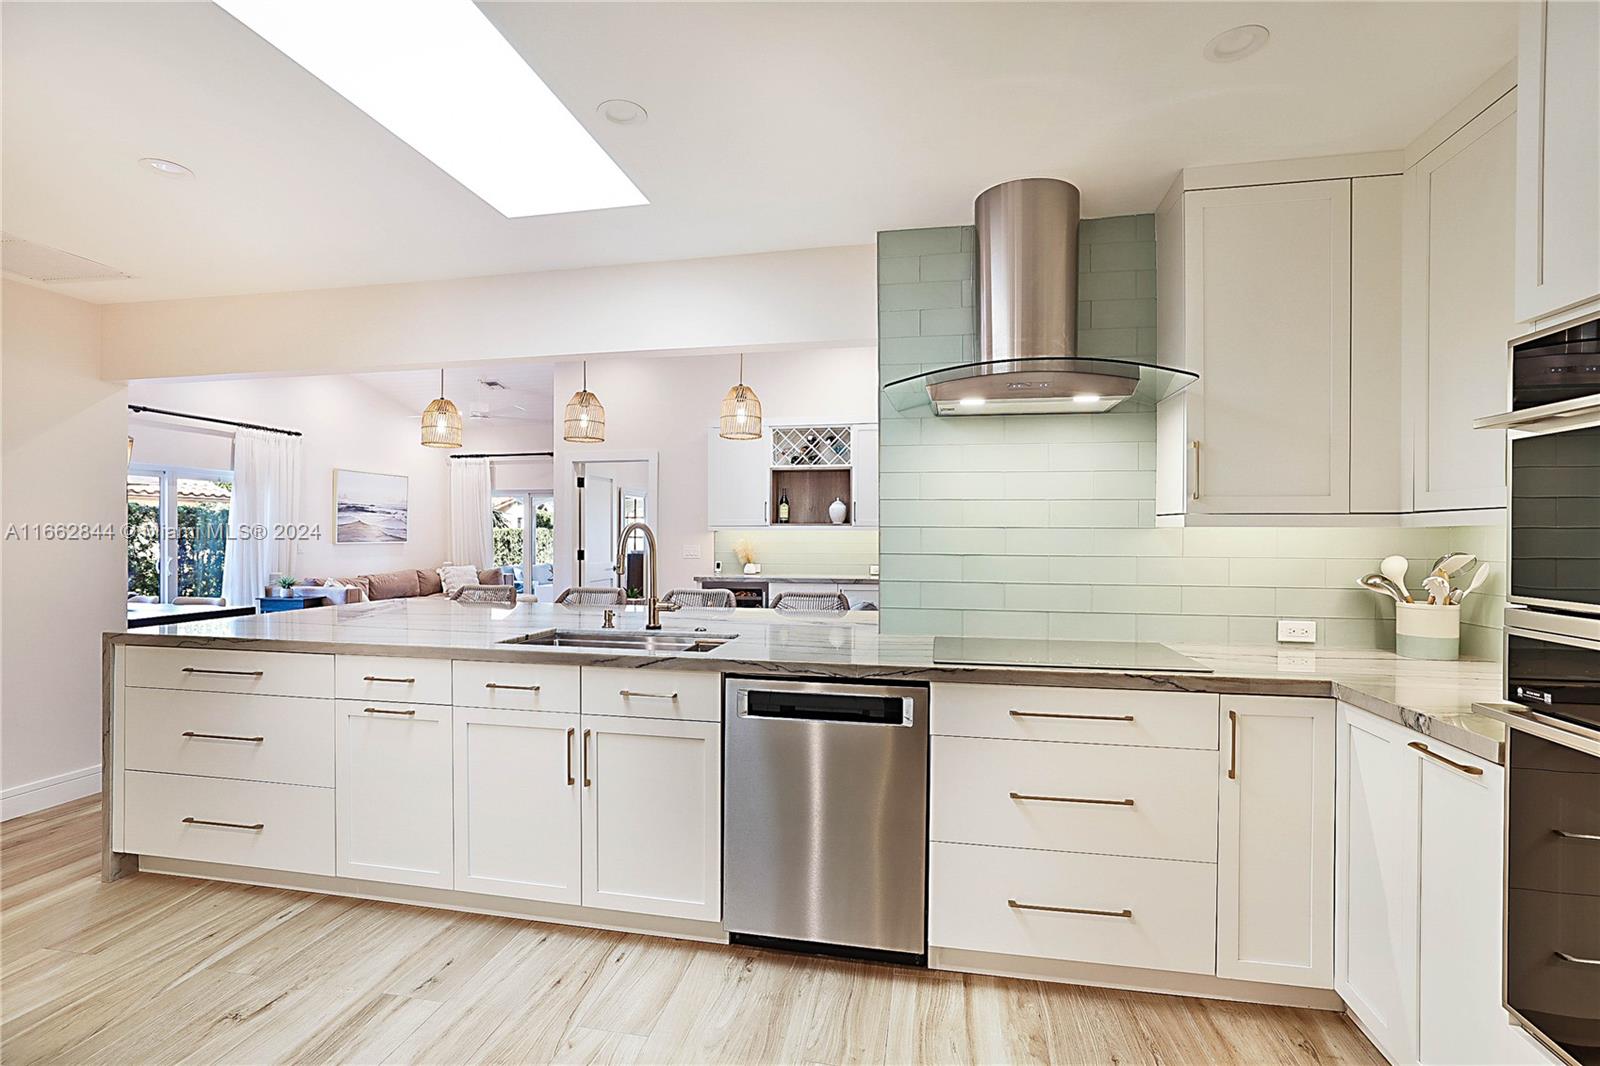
723,677,929,964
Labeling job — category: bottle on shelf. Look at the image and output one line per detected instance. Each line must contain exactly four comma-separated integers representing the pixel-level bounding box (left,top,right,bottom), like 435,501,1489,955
777,492,790,523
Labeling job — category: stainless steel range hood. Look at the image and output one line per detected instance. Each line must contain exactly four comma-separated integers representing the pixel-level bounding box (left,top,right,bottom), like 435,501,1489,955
882,178,1196,416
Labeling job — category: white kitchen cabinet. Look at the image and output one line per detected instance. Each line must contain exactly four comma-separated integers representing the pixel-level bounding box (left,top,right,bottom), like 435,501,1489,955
706,425,772,528
1350,175,1406,513
453,706,581,903
580,714,721,921
1336,702,1551,1066
850,423,879,527
335,700,454,889
1516,0,1600,323
1336,705,1421,1063
1216,696,1334,988
1156,178,1357,517
1402,89,1516,513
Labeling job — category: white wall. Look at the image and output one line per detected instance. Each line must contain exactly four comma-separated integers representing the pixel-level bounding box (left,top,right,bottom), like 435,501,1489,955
128,374,461,579
552,346,878,593
1,281,124,818
101,245,876,381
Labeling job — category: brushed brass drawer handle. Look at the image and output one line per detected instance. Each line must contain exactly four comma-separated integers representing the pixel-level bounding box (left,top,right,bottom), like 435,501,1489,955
1010,791,1135,807
582,729,592,787
566,727,576,786
182,817,264,831
1408,741,1484,776
1228,709,1238,780
182,667,264,677
485,682,541,692
1008,899,1133,919
181,731,265,743
362,706,416,716
1554,829,1600,842
363,675,416,684
1009,710,1135,722
619,689,678,700
1556,950,1600,967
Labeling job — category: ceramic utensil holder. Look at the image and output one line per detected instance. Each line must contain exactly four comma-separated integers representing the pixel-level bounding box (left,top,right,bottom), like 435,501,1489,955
1395,603,1460,660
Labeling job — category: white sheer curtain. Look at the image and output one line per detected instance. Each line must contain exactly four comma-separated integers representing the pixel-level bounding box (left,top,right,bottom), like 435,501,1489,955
448,458,493,569
221,428,302,608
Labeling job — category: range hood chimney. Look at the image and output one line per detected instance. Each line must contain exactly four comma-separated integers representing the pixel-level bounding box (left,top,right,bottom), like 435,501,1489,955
903,177,1194,416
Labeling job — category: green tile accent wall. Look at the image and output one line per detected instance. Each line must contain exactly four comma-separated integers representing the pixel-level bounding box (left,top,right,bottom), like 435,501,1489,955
877,220,1504,654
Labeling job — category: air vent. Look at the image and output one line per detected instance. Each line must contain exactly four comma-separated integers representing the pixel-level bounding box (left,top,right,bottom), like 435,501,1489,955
1,232,130,283
479,378,508,390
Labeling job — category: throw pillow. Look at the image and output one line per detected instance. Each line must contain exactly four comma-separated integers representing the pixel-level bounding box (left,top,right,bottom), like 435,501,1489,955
416,568,444,597
365,569,421,600
437,565,478,597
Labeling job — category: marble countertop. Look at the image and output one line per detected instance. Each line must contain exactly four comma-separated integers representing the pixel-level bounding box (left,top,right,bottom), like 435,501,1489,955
109,597,1507,762
693,574,880,585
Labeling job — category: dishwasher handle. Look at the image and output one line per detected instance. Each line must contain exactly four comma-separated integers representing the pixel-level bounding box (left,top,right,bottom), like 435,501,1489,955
733,684,918,726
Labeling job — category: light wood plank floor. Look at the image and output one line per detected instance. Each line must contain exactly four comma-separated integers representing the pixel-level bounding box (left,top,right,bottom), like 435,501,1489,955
1,797,1384,1065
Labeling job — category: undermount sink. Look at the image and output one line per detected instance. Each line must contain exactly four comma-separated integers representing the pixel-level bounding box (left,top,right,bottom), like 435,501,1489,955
500,629,736,654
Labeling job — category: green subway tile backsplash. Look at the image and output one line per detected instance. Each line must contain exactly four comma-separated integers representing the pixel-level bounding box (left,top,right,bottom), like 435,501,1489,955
876,219,1504,654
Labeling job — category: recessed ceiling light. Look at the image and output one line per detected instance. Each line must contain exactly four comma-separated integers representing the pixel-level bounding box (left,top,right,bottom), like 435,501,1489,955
139,157,193,179
1203,24,1270,63
598,99,648,126
214,0,647,218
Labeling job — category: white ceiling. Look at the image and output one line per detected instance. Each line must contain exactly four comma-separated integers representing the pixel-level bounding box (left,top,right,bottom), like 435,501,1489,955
2,2,1515,304
353,362,556,423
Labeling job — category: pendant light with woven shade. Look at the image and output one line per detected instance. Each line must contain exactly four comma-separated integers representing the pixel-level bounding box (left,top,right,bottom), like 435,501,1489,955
421,369,463,448
718,353,763,440
563,361,605,443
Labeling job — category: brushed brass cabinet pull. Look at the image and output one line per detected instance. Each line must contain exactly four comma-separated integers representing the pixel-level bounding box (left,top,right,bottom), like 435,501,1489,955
1556,950,1600,967
1408,741,1484,776
566,727,576,786
1227,709,1238,780
182,817,264,831
582,729,592,787
362,706,416,716
181,731,265,743
1008,899,1133,919
363,675,416,684
619,689,678,700
486,682,541,692
1554,829,1600,842
182,667,264,677
1009,791,1135,807
1191,440,1202,500
1009,710,1135,723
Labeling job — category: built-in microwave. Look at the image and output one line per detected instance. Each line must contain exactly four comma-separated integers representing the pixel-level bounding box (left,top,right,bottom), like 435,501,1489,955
1477,313,1600,617
1480,609,1600,1066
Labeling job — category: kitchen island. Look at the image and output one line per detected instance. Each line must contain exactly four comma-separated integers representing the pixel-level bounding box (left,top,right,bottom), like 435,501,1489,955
100,596,1525,1038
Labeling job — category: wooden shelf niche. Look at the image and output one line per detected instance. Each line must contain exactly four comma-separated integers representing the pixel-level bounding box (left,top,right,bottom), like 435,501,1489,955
770,468,852,526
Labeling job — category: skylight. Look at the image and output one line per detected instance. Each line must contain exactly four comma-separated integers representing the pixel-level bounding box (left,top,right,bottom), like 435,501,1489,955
214,0,648,218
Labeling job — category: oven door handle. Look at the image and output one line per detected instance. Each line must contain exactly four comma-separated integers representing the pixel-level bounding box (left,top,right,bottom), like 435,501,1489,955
1555,950,1600,967
1476,393,1600,433
1554,829,1600,843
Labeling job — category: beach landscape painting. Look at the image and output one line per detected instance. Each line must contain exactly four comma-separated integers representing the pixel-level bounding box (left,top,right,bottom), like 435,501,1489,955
335,469,408,543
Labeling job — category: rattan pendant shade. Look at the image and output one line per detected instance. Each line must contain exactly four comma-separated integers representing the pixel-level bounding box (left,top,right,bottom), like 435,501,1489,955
563,361,605,443
420,369,463,448
718,354,763,440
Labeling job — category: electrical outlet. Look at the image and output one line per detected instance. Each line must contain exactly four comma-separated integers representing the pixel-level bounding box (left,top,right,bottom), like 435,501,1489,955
681,544,702,560
1277,651,1317,672
1277,619,1317,644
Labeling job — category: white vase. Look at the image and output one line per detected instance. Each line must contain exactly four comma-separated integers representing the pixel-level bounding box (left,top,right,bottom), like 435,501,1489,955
829,497,847,524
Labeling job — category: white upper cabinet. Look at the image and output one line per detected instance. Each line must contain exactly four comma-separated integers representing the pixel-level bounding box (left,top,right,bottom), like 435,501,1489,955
1516,0,1600,323
1402,90,1516,513
851,423,879,527
1350,175,1407,514
1157,176,1361,517
706,426,771,528
1216,696,1334,988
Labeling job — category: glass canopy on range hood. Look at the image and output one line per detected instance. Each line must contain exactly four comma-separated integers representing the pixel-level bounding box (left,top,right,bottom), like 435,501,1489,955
882,356,1198,416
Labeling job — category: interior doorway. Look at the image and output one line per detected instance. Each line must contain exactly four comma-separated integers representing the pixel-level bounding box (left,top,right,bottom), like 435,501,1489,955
573,458,654,596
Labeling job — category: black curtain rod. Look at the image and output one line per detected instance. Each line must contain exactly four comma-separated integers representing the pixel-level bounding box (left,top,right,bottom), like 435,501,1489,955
448,451,555,459
128,404,302,437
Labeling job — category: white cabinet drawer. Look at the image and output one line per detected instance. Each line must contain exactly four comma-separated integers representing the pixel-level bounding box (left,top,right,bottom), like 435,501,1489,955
581,667,721,722
933,684,1218,749
931,736,1218,862
930,841,1217,975
126,646,333,699
124,770,333,875
124,688,334,787
452,660,581,712
335,655,453,706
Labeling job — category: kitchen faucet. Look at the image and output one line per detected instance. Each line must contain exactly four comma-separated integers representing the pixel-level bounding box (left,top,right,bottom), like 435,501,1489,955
616,520,679,630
